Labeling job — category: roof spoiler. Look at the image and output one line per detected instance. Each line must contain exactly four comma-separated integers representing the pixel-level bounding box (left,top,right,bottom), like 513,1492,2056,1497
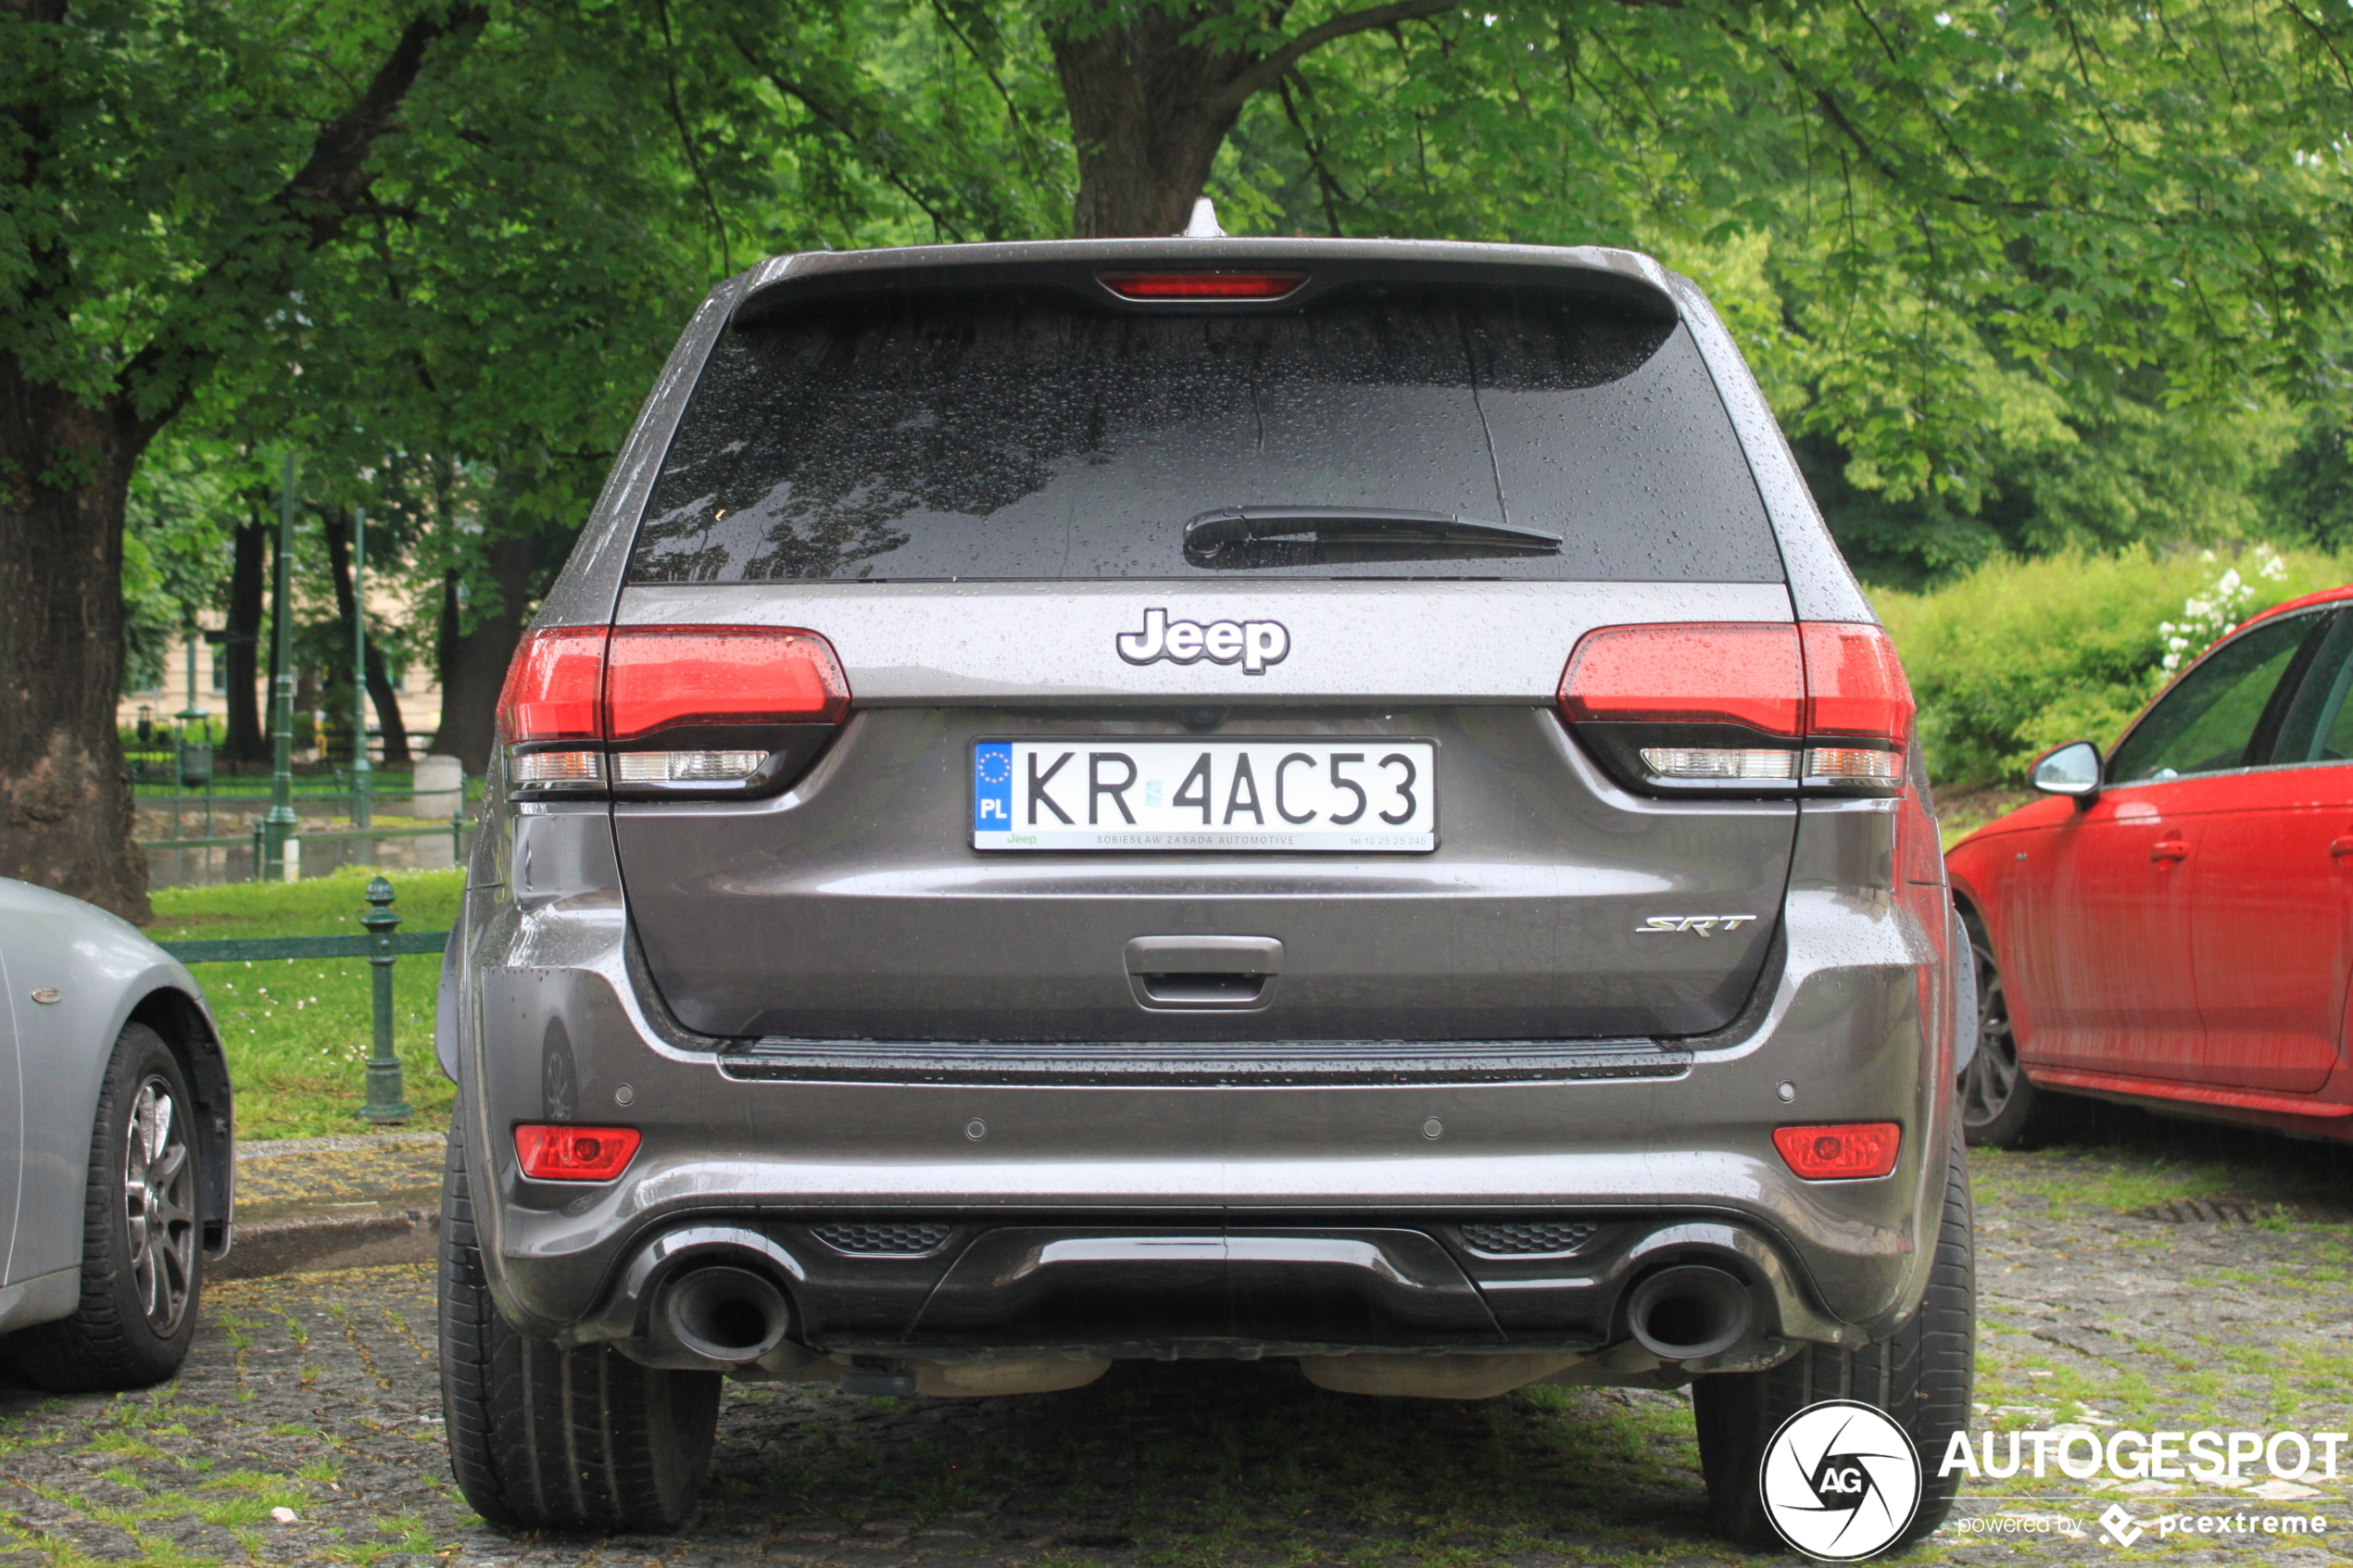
728,237,1681,329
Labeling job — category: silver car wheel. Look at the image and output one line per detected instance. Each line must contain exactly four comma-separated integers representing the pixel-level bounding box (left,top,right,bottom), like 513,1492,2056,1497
123,1076,197,1335
1957,935,2020,1131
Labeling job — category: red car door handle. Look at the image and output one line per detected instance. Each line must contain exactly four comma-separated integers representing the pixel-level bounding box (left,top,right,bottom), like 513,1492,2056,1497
2150,837,2191,862
2331,836,2353,858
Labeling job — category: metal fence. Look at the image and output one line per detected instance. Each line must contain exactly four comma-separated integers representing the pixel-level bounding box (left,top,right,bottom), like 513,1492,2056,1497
158,875,447,1123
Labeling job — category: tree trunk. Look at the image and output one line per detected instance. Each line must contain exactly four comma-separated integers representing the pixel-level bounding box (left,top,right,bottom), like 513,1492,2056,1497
1046,0,1452,238
0,369,153,921
224,512,268,764
0,6,485,901
1051,6,1249,237
434,527,544,775
321,506,411,764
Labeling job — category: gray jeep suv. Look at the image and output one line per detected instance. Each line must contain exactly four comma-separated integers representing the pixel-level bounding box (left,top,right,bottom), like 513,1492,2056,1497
436,236,1973,1549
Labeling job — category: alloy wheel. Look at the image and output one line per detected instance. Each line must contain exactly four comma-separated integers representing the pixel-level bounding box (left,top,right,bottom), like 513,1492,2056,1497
123,1077,197,1335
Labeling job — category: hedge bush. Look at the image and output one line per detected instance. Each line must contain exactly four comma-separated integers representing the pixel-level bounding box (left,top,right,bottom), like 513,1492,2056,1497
1875,546,2353,788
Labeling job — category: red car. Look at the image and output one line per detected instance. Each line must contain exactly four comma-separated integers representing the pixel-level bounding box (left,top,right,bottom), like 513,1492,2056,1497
1946,583,2353,1148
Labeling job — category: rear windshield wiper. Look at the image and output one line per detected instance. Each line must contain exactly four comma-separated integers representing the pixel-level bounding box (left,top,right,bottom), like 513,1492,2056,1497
1183,506,1562,556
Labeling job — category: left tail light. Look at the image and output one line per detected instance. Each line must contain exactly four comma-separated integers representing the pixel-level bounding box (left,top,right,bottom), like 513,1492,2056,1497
1558,621,1914,797
497,624,851,797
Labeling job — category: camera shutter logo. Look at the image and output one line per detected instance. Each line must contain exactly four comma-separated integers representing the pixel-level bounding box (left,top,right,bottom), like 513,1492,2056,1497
1759,1399,1923,1561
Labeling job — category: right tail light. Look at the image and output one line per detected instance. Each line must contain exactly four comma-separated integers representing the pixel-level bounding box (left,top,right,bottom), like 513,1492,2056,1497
1558,621,1913,797
497,623,851,798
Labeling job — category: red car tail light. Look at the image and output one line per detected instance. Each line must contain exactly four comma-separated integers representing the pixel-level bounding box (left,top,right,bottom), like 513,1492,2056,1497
1558,621,1912,797
1773,1123,1902,1180
1801,621,1915,741
604,627,849,739
497,626,609,745
515,1123,642,1181
496,624,851,797
1560,623,1805,734
1098,270,1306,300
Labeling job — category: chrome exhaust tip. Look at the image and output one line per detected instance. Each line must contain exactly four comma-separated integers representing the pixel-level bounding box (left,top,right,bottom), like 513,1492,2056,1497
659,1263,791,1364
1625,1263,1755,1361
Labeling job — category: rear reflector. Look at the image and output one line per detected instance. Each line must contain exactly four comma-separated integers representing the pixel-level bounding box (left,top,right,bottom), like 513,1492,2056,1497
1772,1123,1902,1180
515,1123,642,1182
1560,623,1805,735
1098,270,1305,300
605,626,849,739
497,626,608,744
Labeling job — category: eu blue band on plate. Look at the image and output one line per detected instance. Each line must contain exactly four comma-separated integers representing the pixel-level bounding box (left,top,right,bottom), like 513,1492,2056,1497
974,742,1013,833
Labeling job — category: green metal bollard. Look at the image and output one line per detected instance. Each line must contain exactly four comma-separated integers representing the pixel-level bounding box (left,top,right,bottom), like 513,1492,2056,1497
358,875,414,1123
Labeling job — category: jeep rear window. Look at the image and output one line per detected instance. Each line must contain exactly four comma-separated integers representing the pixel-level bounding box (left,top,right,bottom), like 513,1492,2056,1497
626,285,1782,583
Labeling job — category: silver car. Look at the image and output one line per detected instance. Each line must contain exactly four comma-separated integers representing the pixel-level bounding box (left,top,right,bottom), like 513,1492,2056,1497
438,237,1973,1548
0,879,233,1387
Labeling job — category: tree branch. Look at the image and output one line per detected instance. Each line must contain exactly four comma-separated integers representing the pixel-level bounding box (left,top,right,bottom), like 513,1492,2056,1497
118,5,489,434
1208,0,1454,122
654,0,734,275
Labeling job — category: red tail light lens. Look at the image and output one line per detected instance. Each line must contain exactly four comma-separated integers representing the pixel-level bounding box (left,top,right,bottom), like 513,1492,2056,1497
1098,270,1305,300
497,626,609,744
604,627,849,740
515,1123,642,1182
1559,623,1805,735
497,623,851,796
1801,621,1915,740
1558,621,1912,796
1773,1123,1902,1180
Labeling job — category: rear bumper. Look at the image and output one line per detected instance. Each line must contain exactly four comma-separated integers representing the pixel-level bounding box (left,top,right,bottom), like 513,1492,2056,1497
448,801,1957,1366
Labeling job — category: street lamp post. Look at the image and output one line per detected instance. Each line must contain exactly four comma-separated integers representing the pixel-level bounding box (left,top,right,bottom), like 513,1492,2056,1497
350,506,372,830
260,451,299,882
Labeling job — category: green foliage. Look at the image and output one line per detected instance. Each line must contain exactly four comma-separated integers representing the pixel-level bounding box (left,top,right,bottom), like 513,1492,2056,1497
2261,413,2353,551
120,436,250,694
147,867,461,1139
1211,1,2353,587
1877,545,2353,787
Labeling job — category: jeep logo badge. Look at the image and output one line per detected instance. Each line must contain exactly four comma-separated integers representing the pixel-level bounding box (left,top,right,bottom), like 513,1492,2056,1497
1116,608,1290,675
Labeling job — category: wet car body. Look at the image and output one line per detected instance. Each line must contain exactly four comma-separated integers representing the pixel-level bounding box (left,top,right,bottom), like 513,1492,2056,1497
437,236,1971,1541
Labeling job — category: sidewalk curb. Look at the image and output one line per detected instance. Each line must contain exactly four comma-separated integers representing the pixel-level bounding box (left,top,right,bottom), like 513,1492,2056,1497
220,1201,442,1279
223,1132,449,1280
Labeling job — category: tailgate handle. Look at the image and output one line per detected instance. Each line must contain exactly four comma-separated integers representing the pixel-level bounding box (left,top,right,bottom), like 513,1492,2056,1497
1125,935,1282,1011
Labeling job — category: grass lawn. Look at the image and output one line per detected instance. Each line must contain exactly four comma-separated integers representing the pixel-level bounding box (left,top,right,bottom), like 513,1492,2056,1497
149,866,461,1141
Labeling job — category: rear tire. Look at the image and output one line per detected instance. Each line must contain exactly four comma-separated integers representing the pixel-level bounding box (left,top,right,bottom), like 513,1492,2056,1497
438,1110,721,1532
1691,1132,1974,1553
1956,910,2070,1148
12,1022,204,1391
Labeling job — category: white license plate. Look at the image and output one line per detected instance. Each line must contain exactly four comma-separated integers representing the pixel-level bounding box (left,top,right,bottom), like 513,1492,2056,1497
973,739,1436,852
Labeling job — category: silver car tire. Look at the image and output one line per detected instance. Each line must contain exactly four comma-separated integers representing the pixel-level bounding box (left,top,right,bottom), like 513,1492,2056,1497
10,1022,203,1390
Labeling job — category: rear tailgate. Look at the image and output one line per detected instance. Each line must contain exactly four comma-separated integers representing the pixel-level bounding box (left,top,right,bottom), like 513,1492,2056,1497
611,581,1796,1043
601,262,1799,1045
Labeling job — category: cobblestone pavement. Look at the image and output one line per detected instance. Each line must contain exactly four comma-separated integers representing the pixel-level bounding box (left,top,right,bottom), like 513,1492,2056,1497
2,1116,2348,1566
235,1135,447,1217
